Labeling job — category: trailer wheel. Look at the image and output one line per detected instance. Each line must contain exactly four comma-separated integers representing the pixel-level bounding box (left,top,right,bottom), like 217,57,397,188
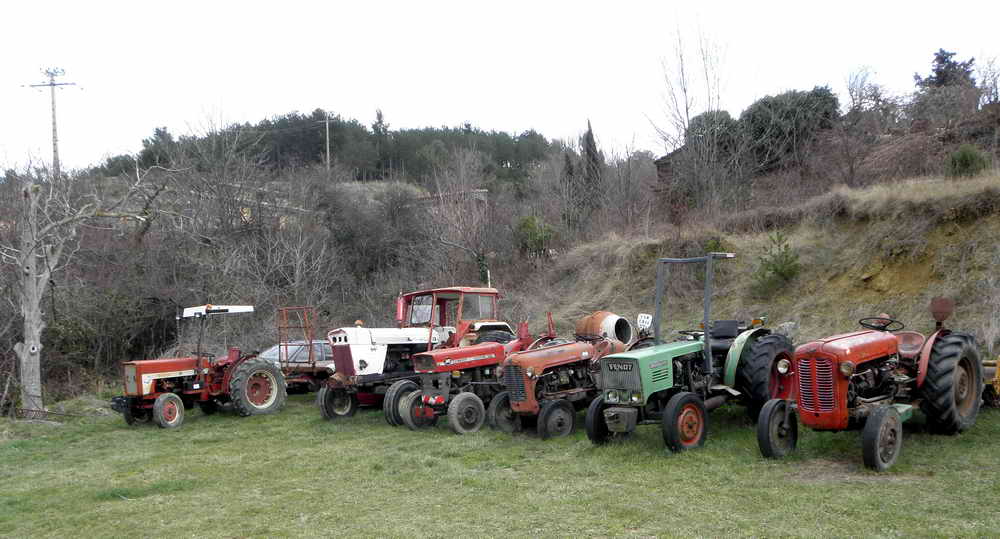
447,392,486,434
384,379,418,426
738,334,795,420
487,391,522,433
662,391,707,452
229,358,287,417
153,393,184,428
198,400,218,415
862,405,902,471
585,395,614,444
401,391,438,430
537,399,575,439
757,398,798,458
475,331,516,344
921,333,983,434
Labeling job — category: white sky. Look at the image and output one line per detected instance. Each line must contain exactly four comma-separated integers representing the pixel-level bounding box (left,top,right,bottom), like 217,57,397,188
2,0,997,170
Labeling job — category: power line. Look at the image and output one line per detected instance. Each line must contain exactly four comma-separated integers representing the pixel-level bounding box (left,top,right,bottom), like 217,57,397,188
26,68,77,179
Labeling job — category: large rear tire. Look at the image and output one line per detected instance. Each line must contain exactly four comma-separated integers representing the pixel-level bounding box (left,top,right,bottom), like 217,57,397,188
737,333,795,420
153,393,184,429
486,391,522,433
401,391,438,430
537,399,575,439
229,358,287,417
862,405,902,471
662,391,707,452
920,333,983,434
757,398,798,458
447,392,486,434
384,379,419,427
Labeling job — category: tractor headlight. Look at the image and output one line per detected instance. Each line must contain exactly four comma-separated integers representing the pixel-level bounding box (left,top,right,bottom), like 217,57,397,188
776,359,791,374
839,362,855,377
606,390,619,403
630,392,642,403
526,367,537,380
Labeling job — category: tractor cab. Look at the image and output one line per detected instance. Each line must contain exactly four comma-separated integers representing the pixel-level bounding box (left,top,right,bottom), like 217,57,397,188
396,287,514,347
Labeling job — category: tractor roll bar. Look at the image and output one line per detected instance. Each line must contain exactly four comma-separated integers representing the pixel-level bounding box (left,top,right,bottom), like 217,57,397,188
652,252,735,376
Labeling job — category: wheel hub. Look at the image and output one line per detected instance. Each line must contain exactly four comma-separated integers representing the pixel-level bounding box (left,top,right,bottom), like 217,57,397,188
678,404,703,443
247,372,275,406
879,420,899,463
163,401,178,422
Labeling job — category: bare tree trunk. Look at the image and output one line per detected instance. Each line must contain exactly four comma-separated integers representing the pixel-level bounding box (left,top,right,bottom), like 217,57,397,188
14,185,48,412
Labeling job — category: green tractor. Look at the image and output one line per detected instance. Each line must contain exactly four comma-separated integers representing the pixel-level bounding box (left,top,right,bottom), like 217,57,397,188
585,252,795,451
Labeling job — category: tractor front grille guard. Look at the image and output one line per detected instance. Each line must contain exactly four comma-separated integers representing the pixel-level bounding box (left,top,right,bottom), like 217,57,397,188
600,359,642,393
798,357,835,412
505,366,527,401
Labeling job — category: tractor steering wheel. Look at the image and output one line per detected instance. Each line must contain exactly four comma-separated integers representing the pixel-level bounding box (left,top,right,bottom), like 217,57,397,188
858,317,905,332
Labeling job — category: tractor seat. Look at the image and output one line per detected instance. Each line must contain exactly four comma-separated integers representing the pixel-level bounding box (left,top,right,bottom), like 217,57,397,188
710,320,740,354
895,331,926,359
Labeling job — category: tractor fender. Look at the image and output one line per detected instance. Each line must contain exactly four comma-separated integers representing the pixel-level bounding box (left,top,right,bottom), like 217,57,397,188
723,328,771,388
916,329,948,389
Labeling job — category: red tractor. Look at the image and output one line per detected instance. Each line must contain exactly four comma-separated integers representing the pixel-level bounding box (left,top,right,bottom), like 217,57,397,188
758,298,984,471
318,287,521,424
110,305,287,428
488,312,635,439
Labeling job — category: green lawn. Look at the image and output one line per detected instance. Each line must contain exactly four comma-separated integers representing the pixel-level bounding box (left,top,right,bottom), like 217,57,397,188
2,395,998,537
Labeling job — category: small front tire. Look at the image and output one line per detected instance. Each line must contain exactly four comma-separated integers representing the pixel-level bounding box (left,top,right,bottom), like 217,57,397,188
757,398,798,459
486,391,522,433
662,391,707,452
383,379,418,427
585,396,613,444
447,392,486,434
862,405,902,472
153,393,184,429
401,391,439,430
537,399,575,439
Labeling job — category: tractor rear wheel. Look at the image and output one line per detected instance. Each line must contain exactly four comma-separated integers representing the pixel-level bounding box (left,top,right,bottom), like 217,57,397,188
862,405,902,471
384,379,418,427
318,387,358,420
537,399,575,439
475,331,515,344
153,393,184,429
738,334,795,420
401,391,438,430
229,358,287,417
198,400,218,415
662,391,707,452
447,392,486,434
487,391,522,433
921,333,983,434
757,398,798,458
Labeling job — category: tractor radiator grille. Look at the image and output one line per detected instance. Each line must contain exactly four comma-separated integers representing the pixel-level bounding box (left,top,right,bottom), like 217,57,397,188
504,366,527,401
798,357,835,412
601,359,641,392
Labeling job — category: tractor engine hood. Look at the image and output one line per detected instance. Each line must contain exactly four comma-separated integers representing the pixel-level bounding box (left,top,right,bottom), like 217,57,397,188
506,339,625,371
412,342,505,373
796,330,898,364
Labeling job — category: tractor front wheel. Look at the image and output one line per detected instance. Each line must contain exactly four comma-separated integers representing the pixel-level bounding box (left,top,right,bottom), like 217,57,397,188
153,393,184,429
921,333,983,434
537,399,575,439
401,391,438,430
757,398,798,459
487,391,522,433
229,358,287,417
447,392,486,434
318,387,358,420
662,392,707,452
862,405,902,471
585,396,615,444
738,334,795,420
384,379,418,427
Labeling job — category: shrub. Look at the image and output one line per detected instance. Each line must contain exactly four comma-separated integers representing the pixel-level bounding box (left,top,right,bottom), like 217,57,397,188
514,216,554,258
751,231,801,297
946,144,990,177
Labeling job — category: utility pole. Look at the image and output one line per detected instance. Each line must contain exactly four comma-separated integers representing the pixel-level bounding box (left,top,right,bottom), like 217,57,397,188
28,68,76,179
316,112,333,179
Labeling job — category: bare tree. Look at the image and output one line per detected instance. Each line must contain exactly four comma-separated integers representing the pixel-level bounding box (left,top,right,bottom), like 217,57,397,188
0,164,150,411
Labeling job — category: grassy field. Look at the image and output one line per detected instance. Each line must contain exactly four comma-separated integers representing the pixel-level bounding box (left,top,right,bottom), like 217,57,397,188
2,394,999,537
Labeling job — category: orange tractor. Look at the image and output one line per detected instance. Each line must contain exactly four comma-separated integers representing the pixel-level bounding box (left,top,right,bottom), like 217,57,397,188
110,305,286,428
758,298,984,471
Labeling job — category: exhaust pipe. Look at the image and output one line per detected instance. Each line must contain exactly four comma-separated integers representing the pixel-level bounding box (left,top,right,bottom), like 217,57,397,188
704,395,728,411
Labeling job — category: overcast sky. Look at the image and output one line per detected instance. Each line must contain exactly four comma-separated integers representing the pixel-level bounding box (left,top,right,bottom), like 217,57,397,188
2,0,997,171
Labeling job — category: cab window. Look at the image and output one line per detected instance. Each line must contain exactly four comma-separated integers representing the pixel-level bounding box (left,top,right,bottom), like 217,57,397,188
409,295,433,325
461,293,495,321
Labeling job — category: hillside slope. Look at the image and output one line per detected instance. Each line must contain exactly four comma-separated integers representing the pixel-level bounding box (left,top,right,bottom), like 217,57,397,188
511,173,1000,354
